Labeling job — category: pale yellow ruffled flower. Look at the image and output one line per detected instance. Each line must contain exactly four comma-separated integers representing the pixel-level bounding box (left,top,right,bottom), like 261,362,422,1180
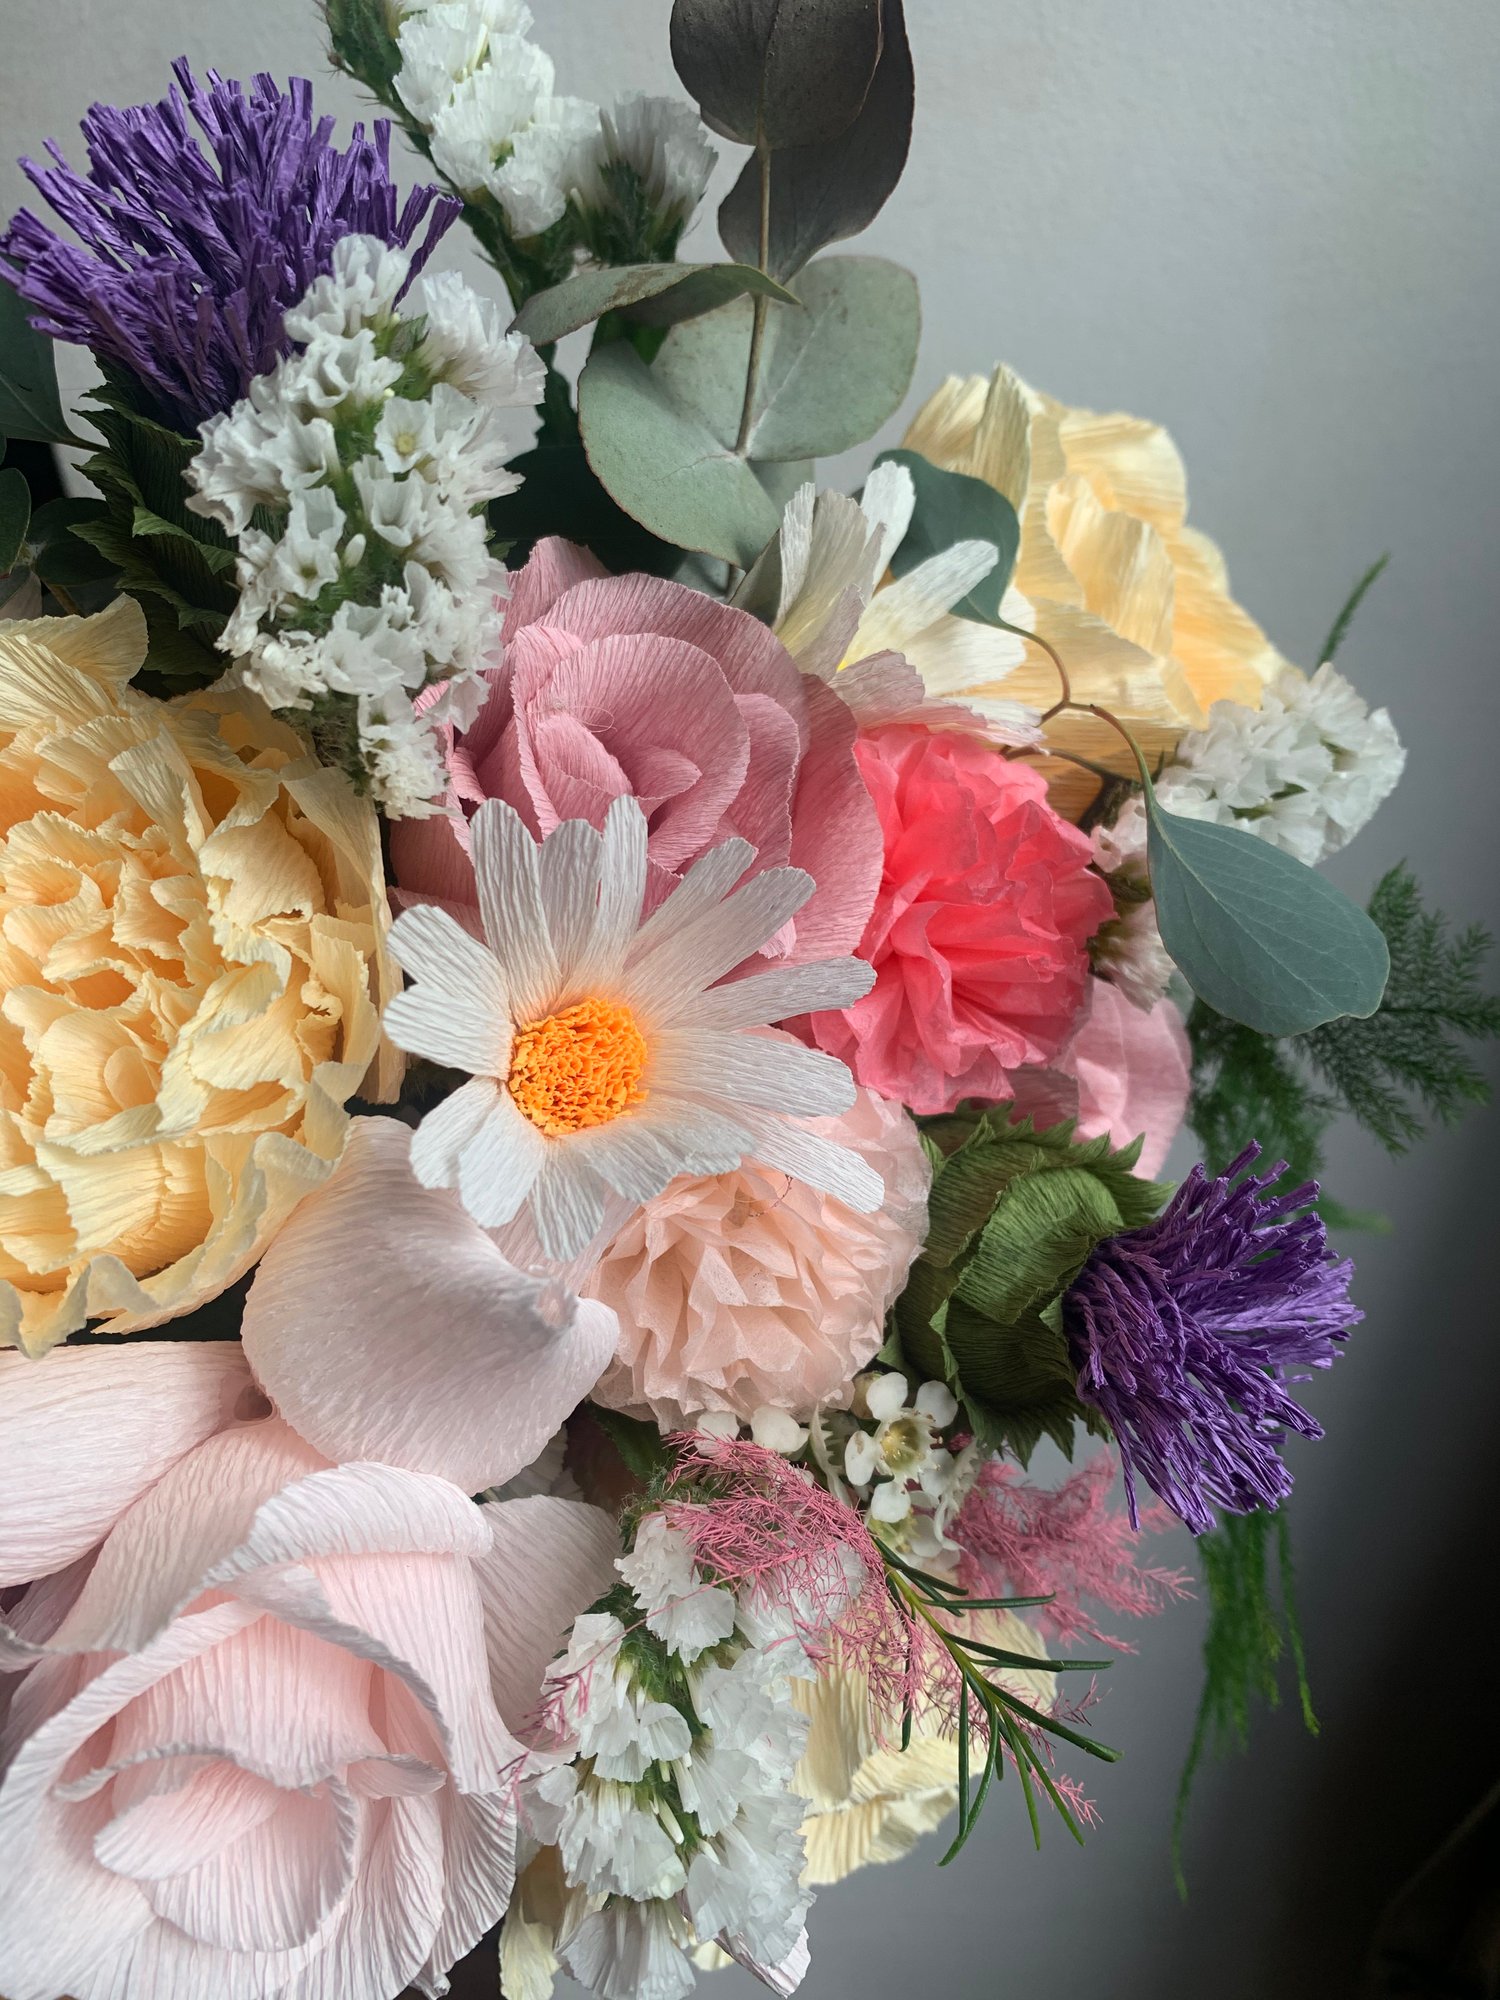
901,366,1292,818
792,1611,1057,1883
0,598,399,1354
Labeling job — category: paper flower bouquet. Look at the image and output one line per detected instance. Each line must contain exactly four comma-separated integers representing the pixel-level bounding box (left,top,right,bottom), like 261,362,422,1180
0,4,1495,1997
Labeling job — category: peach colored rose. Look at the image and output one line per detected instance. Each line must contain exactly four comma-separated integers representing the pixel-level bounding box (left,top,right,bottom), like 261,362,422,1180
0,1123,622,2000
901,366,1291,818
586,1079,930,1428
391,537,882,965
0,597,398,1355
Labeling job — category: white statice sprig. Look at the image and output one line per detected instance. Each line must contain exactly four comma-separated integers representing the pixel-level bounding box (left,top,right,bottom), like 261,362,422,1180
1154,662,1406,866
394,0,600,240
187,232,544,816
570,94,717,263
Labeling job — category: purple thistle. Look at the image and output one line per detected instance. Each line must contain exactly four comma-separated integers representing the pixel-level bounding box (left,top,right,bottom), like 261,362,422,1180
1062,1145,1361,1537
0,59,459,431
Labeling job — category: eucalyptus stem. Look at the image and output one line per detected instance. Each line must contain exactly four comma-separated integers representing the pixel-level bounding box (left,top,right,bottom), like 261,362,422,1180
732,135,774,458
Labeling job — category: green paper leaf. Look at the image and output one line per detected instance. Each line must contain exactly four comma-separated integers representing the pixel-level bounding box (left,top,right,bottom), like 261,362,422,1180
872,446,1020,619
0,468,30,574
513,263,799,345
718,0,914,278
585,1403,672,1483
653,254,920,462
1144,785,1390,1036
669,0,882,150
0,279,81,447
1318,552,1388,666
577,341,782,567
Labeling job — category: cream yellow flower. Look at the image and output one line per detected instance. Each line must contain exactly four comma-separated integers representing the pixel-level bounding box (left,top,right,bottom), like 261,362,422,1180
901,366,1293,818
0,598,398,1354
792,1613,1057,1883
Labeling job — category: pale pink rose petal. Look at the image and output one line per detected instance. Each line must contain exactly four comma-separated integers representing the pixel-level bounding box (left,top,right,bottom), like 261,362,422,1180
475,1494,621,1732
1060,980,1191,1178
0,1342,256,1586
500,534,607,636
240,1117,617,1493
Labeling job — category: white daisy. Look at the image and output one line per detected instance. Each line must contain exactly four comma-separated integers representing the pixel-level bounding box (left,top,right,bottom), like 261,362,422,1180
383,795,881,1259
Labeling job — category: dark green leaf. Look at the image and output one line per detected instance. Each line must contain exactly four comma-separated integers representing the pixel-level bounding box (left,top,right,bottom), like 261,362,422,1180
577,341,782,566
585,1404,672,1482
487,442,681,576
670,0,882,149
0,468,30,573
1318,552,1389,666
718,0,914,278
872,446,1019,619
1144,783,1390,1035
0,279,81,447
653,254,920,462
514,263,799,345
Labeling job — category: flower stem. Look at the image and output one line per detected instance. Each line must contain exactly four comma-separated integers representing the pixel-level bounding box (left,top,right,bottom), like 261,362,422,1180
733,135,774,459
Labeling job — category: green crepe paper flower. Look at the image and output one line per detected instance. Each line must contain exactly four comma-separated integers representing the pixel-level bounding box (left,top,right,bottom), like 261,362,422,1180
889,1112,1171,1462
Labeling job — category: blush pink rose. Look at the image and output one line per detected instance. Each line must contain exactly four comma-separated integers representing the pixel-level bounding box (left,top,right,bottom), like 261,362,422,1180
1006,978,1191,1178
0,1122,622,2000
391,538,882,963
585,1079,931,1428
794,726,1114,1114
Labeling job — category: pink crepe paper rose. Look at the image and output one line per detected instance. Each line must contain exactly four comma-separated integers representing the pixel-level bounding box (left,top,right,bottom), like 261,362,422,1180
794,726,1114,1114
390,537,882,964
585,1076,931,1428
1006,978,1191,1178
0,1125,623,2000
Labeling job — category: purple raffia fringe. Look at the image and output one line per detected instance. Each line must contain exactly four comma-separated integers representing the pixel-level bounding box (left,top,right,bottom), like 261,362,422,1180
1063,1144,1361,1538
0,58,459,431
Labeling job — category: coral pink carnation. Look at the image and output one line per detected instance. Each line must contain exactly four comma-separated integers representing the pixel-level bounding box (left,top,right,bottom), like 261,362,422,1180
585,1080,930,1428
391,537,882,964
794,726,1113,1113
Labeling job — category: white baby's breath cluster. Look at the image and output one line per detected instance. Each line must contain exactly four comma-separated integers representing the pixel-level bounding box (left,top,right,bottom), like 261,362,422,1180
187,232,544,816
393,0,600,238
518,1512,857,2000
1155,662,1406,867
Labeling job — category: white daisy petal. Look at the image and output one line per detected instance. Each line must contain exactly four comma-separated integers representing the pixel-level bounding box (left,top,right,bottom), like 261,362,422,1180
456,1087,549,1228
538,815,605,990
858,458,916,570
673,957,874,1033
570,793,648,994
624,868,814,1017
734,1106,884,1214
388,901,511,1017
572,1103,750,1205
653,1032,856,1119
382,980,511,1075
470,797,559,1020
409,1075,503,1186
625,838,755,965
531,1150,610,1260
851,538,1000,657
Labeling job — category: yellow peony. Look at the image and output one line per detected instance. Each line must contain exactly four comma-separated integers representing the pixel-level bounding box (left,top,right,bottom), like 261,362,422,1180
792,1612,1057,1883
901,365,1292,818
0,598,399,1355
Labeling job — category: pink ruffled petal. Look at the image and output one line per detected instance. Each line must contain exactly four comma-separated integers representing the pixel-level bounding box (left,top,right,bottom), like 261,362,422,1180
240,1118,617,1493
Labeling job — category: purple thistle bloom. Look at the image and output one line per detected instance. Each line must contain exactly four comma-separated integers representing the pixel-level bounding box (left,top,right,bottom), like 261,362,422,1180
1,59,459,431
1062,1145,1361,1537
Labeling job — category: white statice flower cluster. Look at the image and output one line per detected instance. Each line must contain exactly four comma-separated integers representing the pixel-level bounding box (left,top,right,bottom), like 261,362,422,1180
393,0,600,237
841,1371,977,1564
1089,796,1176,1012
516,1512,855,2000
1154,662,1406,867
187,233,544,815
571,93,717,260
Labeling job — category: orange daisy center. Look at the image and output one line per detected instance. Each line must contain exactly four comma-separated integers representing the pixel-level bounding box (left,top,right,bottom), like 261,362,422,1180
506,997,649,1136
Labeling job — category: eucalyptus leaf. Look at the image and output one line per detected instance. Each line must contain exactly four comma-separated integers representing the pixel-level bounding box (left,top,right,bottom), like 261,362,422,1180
669,0,882,149
873,446,1020,618
653,255,919,462
577,341,781,567
1145,786,1390,1035
513,263,799,345
0,468,30,574
0,280,80,447
719,0,914,278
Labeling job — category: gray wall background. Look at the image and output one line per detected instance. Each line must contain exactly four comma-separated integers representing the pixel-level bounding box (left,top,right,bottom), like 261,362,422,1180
4,2,1498,1994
